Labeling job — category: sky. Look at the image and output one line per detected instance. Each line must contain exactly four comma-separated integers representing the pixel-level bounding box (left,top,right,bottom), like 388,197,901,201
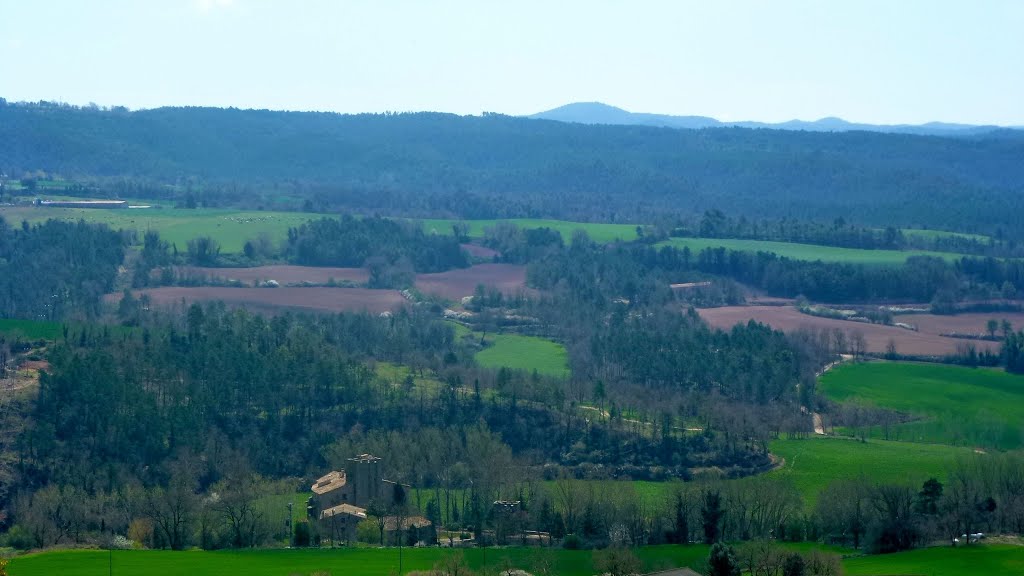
1,0,1023,125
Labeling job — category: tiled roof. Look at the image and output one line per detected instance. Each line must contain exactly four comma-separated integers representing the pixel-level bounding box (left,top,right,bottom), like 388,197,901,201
311,470,347,495
320,503,367,520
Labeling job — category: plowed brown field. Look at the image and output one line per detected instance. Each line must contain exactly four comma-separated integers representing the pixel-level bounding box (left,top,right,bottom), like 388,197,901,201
414,264,529,301
175,265,369,286
460,243,500,260
107,287,404,314
699,305,1000,356
904,312,1024,336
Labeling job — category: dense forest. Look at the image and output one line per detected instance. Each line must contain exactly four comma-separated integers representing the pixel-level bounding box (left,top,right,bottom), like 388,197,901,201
3,100,1024,236
285,216,468,286
0,217,124,319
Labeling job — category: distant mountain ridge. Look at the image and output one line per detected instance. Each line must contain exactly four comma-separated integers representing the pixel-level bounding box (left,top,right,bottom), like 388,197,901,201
529,102,1018,136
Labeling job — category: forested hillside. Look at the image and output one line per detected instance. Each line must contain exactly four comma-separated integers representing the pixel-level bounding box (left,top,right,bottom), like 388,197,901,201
3,100,1024,236
0,218,124,320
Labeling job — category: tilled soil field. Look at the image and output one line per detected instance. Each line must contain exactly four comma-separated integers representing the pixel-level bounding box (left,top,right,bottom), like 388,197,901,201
173,265,369,286
107,286,404,314
460,243,500,260
901,312,1024,337
414,263,530,301
699,305,1000,356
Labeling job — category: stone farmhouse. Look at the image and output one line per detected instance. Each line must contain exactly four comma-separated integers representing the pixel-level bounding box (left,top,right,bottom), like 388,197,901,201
308,454,432,544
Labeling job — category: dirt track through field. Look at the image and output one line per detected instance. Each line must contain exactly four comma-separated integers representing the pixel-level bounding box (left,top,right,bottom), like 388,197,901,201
699,306,1000,356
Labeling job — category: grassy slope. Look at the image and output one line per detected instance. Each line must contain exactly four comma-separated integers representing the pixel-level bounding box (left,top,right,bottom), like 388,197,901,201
820,361,1024,449
658,237,963,265
766,436,969,509
421,218,639,244
0,205,319,253
475,333,570,378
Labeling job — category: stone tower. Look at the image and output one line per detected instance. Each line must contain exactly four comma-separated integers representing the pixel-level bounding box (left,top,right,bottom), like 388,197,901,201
346,453,382,507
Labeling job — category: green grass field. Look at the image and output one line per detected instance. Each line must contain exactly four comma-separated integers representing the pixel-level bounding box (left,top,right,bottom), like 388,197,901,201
820,362,1024,449
902,228,990,242
421,218,640,244
0,205,320,253
573,436,968,511
475,333,570,378
11,542,1024,576
0,319,64,340
658,237,963,265
5,545,712,576
766,436,969,509
843,544,1024,576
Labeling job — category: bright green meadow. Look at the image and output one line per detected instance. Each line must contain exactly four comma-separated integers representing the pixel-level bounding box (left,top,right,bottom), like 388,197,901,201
766,436,969,509
474,333,570,378
0,205,320,253
820,361,1024,449
421,218,640,244
658,237,962,265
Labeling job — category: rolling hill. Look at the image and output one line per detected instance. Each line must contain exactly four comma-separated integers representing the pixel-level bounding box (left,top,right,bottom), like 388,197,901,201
530,101,1020,135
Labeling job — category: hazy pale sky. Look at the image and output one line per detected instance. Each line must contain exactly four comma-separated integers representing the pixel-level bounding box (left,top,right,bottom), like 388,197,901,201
2,0,1022,125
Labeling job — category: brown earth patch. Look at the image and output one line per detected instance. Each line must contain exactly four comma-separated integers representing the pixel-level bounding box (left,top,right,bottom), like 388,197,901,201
107,286,404,314
699,305,999,357
460,243,500,260
902,312,1024,337
415,264,530,301
174,265,369,286
19,360,50,372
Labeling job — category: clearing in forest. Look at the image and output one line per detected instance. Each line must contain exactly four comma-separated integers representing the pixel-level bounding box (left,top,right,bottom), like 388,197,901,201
474,333,570,378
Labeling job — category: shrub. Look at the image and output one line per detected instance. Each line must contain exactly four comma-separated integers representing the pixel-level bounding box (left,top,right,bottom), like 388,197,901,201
294,521,311,547
562,534,583,549
3,525,33,550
